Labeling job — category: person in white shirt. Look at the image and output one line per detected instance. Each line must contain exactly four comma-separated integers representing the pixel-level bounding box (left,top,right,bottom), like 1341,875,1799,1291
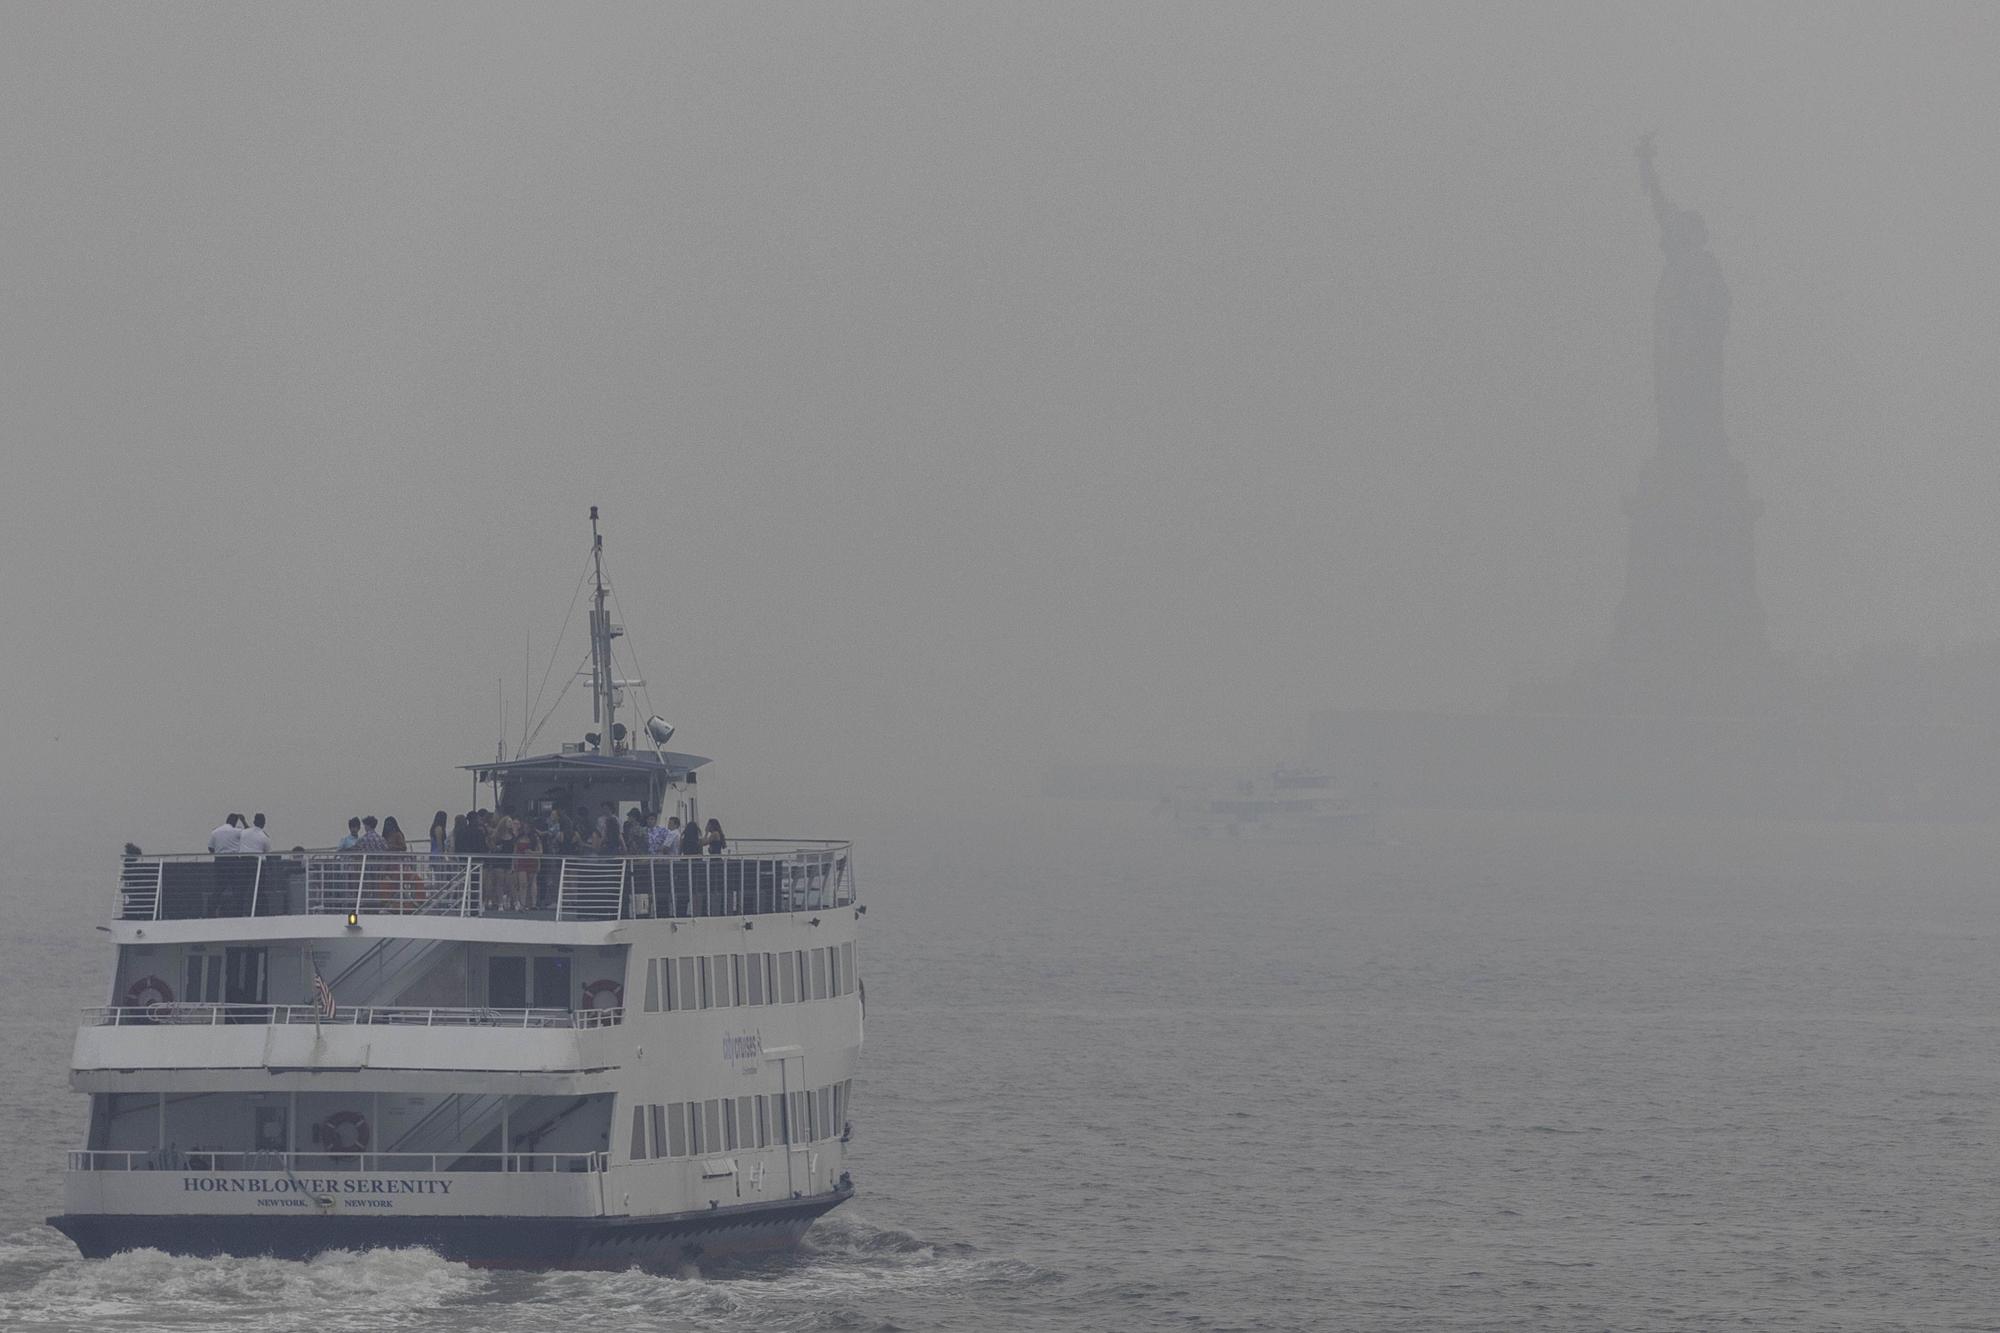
207,814,246,915
208,816,242,855
239,813,272,856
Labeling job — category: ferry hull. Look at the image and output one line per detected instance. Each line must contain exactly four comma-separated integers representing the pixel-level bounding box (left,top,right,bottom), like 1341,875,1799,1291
48,1187,851,1270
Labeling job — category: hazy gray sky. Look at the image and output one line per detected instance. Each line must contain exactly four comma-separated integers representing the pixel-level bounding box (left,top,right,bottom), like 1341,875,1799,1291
5,3,1998,849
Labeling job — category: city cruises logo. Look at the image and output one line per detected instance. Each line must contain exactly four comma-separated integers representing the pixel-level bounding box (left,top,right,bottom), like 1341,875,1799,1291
723,1030,762,1068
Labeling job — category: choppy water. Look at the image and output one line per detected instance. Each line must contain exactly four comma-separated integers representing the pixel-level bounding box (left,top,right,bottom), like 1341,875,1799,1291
7,807,2000,1330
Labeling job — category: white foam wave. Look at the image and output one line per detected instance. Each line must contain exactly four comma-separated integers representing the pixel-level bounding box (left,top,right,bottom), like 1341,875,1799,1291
0,1218,1057,1333
0,1243,487,1331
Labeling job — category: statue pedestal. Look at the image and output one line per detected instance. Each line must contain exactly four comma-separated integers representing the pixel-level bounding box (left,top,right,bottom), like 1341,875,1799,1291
1592,446,1779,715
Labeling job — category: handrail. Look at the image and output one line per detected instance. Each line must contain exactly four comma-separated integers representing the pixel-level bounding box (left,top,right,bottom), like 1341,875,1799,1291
131,839,852,861
68,1148,609,1174
114,844,858,922
81,1003,623,1029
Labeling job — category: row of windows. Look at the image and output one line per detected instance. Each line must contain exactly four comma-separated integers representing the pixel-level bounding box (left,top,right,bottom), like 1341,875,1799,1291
640,944,857,1012
629,1080,852,1161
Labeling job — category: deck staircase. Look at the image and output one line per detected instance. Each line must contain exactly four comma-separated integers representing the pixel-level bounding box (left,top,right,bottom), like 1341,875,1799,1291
386,1093,510,1164
326,934,456,1009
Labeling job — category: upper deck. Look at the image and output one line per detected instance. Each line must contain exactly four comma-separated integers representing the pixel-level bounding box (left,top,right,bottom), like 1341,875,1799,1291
115,843,856,925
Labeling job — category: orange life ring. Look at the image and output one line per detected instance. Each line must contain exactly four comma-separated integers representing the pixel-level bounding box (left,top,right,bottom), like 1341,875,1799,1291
581,979,623,1010
123,975,175,1008
318,1110,370,1152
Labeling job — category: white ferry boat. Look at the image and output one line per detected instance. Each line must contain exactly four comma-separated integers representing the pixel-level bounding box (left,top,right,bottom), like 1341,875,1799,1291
1159,765,1370,840
50,510,863,1269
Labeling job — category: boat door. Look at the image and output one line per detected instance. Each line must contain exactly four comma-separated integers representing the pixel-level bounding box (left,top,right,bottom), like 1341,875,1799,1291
765,1046,810,1197
533,955,573,1012
223,946,267,1022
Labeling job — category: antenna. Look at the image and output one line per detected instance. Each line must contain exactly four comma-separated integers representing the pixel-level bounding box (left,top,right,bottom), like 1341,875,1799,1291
587,505,622,753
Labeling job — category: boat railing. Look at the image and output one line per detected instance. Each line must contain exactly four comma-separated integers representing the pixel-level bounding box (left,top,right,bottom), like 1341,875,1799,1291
113,843,856,922
80,1003,623,1029
69,1148,608,1174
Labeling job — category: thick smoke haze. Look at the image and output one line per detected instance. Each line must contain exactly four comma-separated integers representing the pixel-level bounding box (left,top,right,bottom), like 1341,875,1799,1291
4,4,1998,854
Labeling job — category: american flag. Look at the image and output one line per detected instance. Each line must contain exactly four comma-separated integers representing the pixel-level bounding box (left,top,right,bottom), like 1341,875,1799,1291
311,967,336,1020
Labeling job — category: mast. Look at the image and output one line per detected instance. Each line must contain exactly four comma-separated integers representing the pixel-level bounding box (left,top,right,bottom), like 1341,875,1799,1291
588,505,620,753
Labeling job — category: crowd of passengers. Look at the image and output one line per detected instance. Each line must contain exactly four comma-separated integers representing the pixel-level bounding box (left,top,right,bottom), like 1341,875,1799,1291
330,808,727,857
330,808,730,912
179,808,736,914
196,808,729,861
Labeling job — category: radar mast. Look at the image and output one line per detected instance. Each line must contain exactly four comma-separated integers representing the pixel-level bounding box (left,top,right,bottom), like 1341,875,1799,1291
588,505,621,752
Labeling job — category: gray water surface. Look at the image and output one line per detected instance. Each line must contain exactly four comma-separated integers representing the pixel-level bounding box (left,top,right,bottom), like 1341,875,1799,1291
4,809,1999,1331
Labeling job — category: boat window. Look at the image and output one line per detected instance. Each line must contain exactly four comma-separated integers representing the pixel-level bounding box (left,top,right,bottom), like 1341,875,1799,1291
790,1091,806,1143
649,1103,665,1159
722,1100,738,1151
746,952,766,1006
687,1102,703,1155
804,1089,818,1142
832,1082,844,1132
668,1103,688,1157
796,951,810,1003
630,1104,647,1160
811,948,829,1002
736,1095,754,1150
841,942,855,995
224,947,268,1009
731,954,746,1008
696,956,712,1009
676,957,697,1012
643,959,659,1013
702,1099,722,1151
254,1105,286,1152
778,955,796,1005
184,951,225,1004
711,954,732,1007
487,956,528,1009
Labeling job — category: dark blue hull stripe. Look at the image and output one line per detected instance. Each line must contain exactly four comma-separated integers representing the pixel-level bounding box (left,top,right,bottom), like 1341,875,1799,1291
47,1187,852,1269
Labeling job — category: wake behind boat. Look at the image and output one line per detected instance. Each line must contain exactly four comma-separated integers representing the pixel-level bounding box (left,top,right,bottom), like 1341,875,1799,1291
50,509,864,1269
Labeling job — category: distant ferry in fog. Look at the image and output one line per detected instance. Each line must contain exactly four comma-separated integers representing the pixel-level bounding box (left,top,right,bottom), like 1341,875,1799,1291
1157,765,1371,840
51,509,864,1270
